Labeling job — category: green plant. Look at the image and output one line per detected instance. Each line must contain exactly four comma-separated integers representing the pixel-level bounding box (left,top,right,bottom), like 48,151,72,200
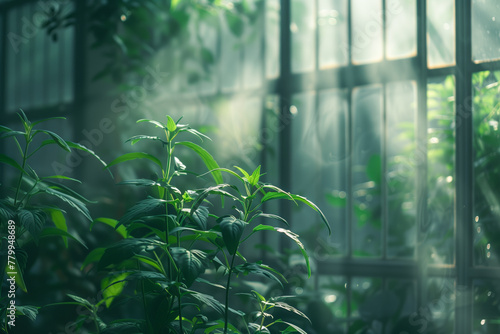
0,110,107,332
64,115,330,333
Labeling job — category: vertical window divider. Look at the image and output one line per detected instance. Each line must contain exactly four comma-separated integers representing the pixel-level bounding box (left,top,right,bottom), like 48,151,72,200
278,0,292,251
455,0,473,333
382,82,388,260
416,0,428,311
347,0,354,262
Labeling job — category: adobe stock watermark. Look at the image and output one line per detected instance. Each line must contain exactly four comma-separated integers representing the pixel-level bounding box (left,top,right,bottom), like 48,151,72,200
51,64,168,176
7,0,71,54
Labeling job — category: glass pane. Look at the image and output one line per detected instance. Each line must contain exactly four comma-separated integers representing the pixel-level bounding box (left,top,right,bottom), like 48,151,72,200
352,85,382,257
386,81,417,258
291,0,316,72
472,0,500,62
349,277,383,331
242,0,264,90
426,76,455,265
425,278,455,333
351,0,383,64
427,0,455,68
318,0,348,68
318,89,348,257
474,280,500,333
220,16,241,92
473,71,500,267
317,276,348,332
386,0,417,59
265,0,280,78
290,92,321,229
386,279,417,332
6,2,74,112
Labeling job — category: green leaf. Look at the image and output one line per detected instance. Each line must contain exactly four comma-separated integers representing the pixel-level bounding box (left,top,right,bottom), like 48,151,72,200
118,197,167,227
98,238,165,270
36,130,71,152
125,135,166,146
171,247,207,286
39,227,87,248
46,208,68,247
81,247,106,270
233,263,283,287
366,154,382,184
67,294,93,308
15,305,39,322
42,186,92,221
106,152,162,170
191,206,209,230
102,272,131,308
262,192,331,235
248,165,261,186
166,115,177,132
136,118,167,129
91,217,127,239
234,166,251,180
190,184,239,214
31,116,66,127
255,213,289,226
18,209,45,241
219,216,246,255
275,321,308,334
265,301,311,323
0,154,26,174
176,141,223,184
41,175,82,183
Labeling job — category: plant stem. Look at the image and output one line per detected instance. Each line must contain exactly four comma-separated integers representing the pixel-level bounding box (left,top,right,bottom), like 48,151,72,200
224,253,237,334
178,287,184,333
13,139,30,208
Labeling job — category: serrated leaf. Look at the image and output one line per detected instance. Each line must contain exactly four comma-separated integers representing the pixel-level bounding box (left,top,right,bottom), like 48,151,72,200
118,197,166,227
18,209,45,241
248,165,261,186
176,141,223,184
171,247,207,286
191,206,209,230
98,238,165,270
233,263,283,287
42,186,92,221
219,216,246,255
67,294,93,308
15,305,39,322
106,152,162,170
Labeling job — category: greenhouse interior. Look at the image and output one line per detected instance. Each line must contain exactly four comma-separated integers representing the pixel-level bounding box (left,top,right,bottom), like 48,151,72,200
1,0,500,333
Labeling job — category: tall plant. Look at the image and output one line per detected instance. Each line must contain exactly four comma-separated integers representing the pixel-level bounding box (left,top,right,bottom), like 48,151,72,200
71,115,330,333
0,110,107,332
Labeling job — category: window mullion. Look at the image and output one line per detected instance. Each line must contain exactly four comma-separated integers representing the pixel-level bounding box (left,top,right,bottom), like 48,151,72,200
454,0,473,333
416,0,428,311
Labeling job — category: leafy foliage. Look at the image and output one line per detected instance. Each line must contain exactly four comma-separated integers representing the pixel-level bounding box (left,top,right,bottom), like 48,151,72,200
67,115,330,333
0,111,107,331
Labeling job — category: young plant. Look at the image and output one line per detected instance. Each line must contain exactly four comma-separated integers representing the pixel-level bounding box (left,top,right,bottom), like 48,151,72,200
0,110,107,332
75,115,330,333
